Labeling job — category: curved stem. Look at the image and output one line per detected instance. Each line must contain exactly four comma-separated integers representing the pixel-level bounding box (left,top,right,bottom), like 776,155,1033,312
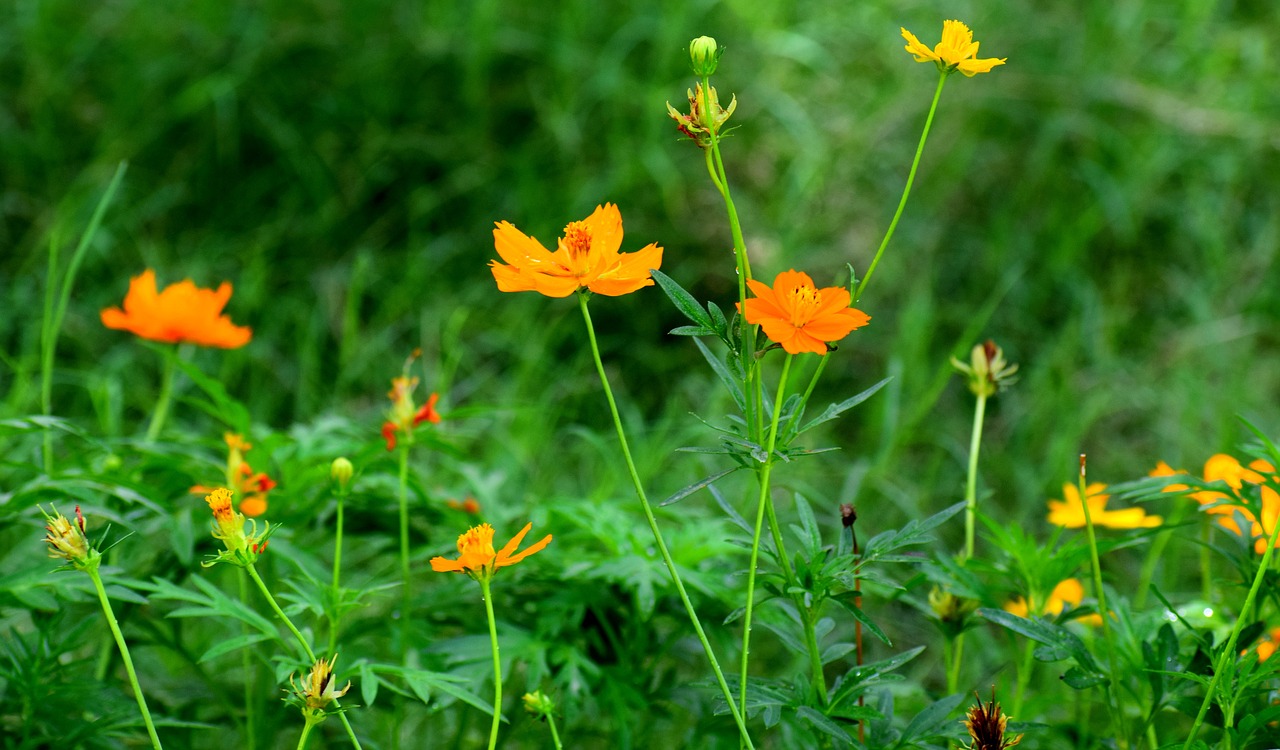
1182,502,1280,747
246,564,363,750
962,393,988,560
296,719,316,750
1078,459,1127,747
480,576,502,750
739,355,793,721
855,72,947,304
145,346,178,442
577,293,754,748
88,566,163,749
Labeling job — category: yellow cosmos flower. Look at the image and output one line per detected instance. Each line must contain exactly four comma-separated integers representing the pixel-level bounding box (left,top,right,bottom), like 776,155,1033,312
1004,578,1101,626
740,269,871,356
490,204,663,298
1047,482,1162,529
901,20,1006,77
430,522,552,579
1191,454,1280,553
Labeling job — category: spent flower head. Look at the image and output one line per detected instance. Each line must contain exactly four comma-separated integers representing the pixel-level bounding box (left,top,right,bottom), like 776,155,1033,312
739,269,871,355
430,522,552,582
202,488,275,568
288,654,352,724
100,269,252,348
491,204,663,298
688,35,723,76
381,349,441,451
963,688,1022,749
952,340,1019,397
901,20,1006,77
42,505,99,570
667,83,737,149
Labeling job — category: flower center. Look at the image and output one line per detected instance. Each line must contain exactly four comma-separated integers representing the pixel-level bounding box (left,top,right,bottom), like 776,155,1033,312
787,284,821,324
562,221,593,261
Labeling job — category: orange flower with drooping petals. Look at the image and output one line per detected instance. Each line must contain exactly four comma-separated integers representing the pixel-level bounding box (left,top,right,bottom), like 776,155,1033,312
190,433,277,517
101,269,252,348
430,522,551,578
901,20,1006,77
739,269,870,355
490,204,663,298
1047,482,1162,529
381,351,442,451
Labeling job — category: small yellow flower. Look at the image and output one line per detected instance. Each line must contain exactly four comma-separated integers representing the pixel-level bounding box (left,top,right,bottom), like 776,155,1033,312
901,20,1006,77
1046,482,1162,530
522,689,556,720
430,522,552,580
1004,579,1101,625
42,505,96,568
202,488,273,567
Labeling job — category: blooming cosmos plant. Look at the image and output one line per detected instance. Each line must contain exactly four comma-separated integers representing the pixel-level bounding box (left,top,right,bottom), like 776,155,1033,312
740,269,870,355
381,351,441,451
190,433,277,517
430,522,552,579
101,269,252,348
1046,482,1162,530
490,203,663,297
900,20,1006,77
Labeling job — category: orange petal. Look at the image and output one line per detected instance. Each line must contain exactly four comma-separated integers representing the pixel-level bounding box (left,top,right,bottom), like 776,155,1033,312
430,556,466,573
501,534,553,567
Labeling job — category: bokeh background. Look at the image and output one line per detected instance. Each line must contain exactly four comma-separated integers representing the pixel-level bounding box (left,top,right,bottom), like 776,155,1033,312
3,0,1279,746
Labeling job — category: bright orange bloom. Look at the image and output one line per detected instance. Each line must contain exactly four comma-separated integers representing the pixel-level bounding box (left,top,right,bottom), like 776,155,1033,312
1192,454,1280,553
430,522,551,577
739,269,870,355
1253,627,1280,662
1148,461,1190,492
447,497,481,514
190,433,277,517
1047,482,1162,529
101,269,252,348
490,204,663,298
901,20,1006,77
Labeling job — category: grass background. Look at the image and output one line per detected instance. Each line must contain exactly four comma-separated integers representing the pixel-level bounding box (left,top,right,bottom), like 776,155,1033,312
2,0,1279,747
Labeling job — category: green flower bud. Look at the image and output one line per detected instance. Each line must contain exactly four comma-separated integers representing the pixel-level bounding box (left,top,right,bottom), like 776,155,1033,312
331,457,354,491
689,36,722,76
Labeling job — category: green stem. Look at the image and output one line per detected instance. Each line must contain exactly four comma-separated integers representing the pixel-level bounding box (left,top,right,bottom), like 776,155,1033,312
963,393,988,560
246,564,364,750
480,576,502,750
145,347,177,442
577,293,754,748
855,72,947,304
546,713,563,750
87,566,163,749
397,444,411,653
1200,514,1213,604
947,634,965,695
1077,460,1127,747
296,719,316,750
781,356,829,441
1011,638,1034,719
740,355,794,721
1182,500,1280,747
329,488,347,656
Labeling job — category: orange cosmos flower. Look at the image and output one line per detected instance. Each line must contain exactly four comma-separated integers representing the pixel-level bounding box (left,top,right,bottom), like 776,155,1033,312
430,522,551,578
1192,454,1280,553
447,497,482,514
1047,482,1162,530
739,269,870,355
101,269,252,348
901,20,1006,77
490,203,663,298
1253,627,1280,662
380,351,442,451
1003,578,1101,625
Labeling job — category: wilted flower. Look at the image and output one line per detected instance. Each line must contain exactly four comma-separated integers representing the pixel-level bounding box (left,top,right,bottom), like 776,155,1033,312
666,83,737,149
739,269,870,355
1047,482,1162,530
490,204,663,298
42,506,97,569
901,20,1006,77
190,433,278,517
952,340,1018,397
290,654,351,716
962,688,1022,749
101,269,252,348
381,350,441,451
430,522,552,581
202,488,274,567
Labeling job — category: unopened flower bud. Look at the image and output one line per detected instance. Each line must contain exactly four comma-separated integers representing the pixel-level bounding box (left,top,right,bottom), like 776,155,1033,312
951,339,1019,398
331,457,354,491
522,689,556,720
689,36,722,76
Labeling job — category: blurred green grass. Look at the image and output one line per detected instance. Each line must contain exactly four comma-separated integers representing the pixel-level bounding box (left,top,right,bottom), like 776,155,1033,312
2,0,1279,745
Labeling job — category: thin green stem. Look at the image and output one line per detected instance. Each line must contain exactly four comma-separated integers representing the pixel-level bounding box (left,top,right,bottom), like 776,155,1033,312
88,566,163,750
1011,638,1034,719
577,293,754,748
1077,460,1127,747
296,720,317,750
246,564,363,750
781,356,829,441
546,713,563,750
739,355,793,721
239,570,257,750
963,393,988,560
145,347,177,442
480,576,502,750
855,72,947,304
947,634,965,695
397,444,411,654
1182,503,1280,747
329,489,347,656
1200,514,1213,604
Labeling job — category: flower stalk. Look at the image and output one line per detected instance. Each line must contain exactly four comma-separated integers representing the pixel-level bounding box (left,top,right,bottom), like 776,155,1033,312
480,575,502,750
577,292,754,748
89,564,165,749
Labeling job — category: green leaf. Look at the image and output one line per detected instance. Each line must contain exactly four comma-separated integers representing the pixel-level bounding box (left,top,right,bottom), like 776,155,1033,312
796,377,891,436
199,633,274,663
977,607,1100,673
693,337,746,413
795,706,854,746
659,466,743,507
830,596,892,646
897,692,965,745
1061,666,1107,689
669,325,716,337
651,269,714,329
